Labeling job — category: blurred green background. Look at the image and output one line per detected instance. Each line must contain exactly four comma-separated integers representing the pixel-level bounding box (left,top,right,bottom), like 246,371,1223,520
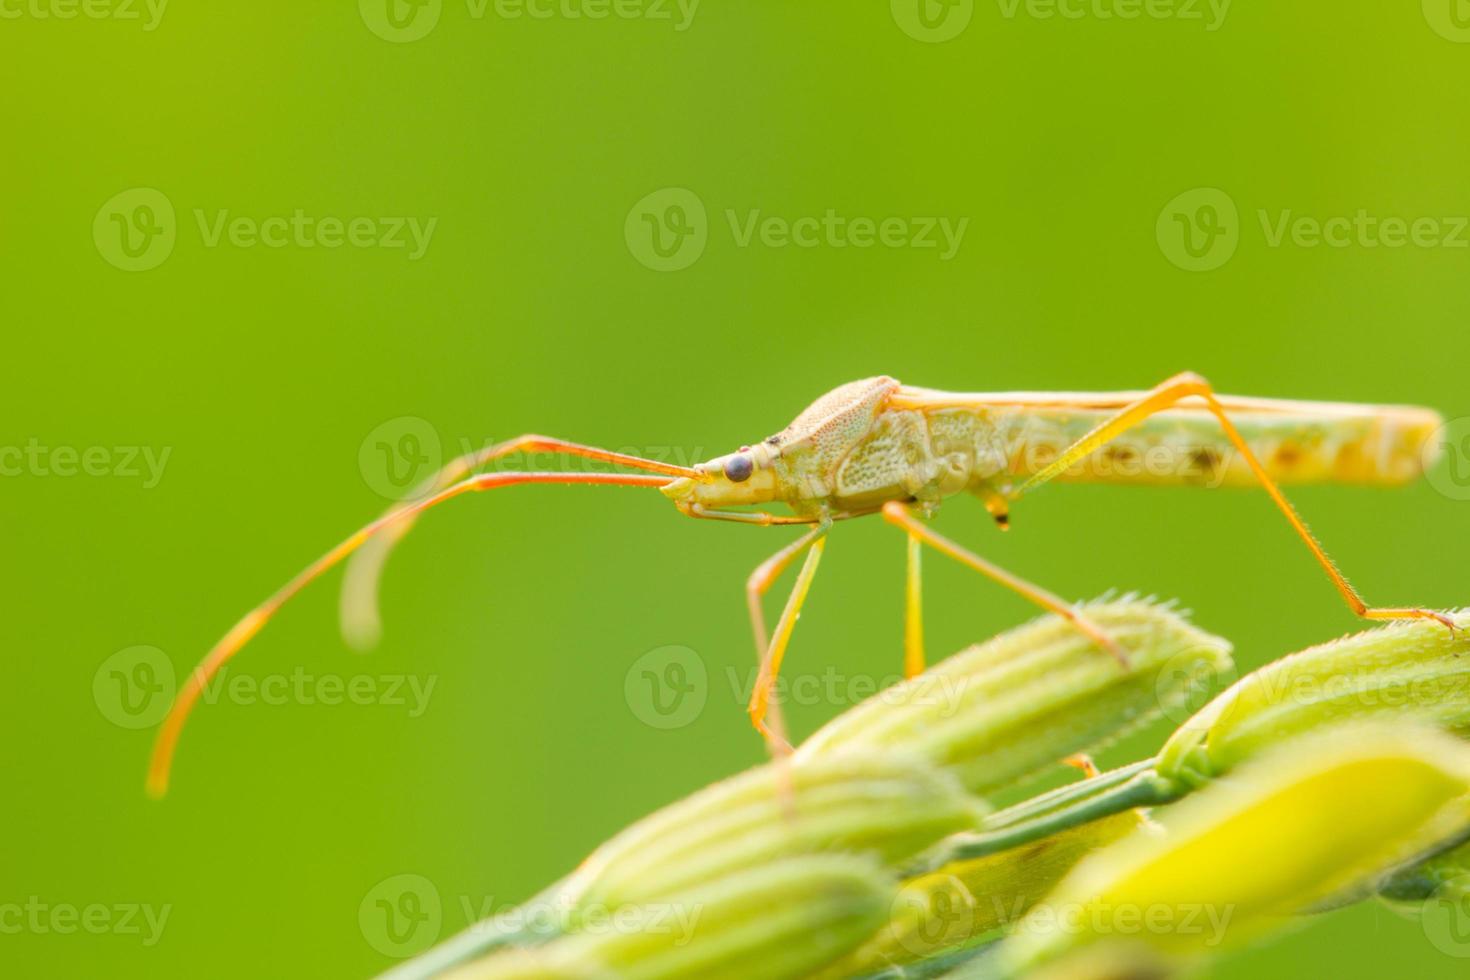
4,2,1470,976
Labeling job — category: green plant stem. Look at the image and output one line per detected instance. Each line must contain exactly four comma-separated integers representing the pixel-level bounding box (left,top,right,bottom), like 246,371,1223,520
917,767,1185,871
983,758,1158,830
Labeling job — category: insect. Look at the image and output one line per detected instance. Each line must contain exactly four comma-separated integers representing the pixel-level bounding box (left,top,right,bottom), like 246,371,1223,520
146,371,1453,795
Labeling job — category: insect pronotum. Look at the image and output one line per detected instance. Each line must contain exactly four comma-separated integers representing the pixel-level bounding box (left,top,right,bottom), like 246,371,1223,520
146,371,1454,795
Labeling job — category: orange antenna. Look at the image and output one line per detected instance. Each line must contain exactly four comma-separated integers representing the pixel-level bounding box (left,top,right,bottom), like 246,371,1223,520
147,466,687,797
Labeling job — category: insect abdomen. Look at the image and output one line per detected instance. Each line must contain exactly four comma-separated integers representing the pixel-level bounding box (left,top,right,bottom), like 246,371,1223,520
995,403,1443,488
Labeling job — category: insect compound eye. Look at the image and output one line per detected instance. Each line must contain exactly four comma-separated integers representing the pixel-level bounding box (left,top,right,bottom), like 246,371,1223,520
722,453,754,483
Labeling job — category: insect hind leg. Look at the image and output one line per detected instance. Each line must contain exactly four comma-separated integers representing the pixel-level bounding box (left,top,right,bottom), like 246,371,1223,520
1017,371,1455,631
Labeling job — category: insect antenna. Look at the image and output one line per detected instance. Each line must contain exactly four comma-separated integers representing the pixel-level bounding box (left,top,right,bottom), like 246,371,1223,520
147,467,687,798
342,436,699,650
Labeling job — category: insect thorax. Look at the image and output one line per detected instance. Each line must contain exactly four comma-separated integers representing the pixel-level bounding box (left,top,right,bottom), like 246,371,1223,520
821,407,1011,511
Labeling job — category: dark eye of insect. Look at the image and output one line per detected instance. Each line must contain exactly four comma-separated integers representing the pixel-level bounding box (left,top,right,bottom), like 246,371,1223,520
723,454,754,483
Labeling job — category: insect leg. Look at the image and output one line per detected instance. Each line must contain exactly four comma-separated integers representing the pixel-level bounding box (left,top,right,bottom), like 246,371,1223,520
904,532,925,678
1016,371,1455,630
881,501,1125,662
343,435,700,649
746,524,828,754
747,525,830,753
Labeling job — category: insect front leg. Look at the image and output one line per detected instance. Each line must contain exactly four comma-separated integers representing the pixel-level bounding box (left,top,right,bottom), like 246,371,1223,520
745,521,831,755
1016,371,1456,631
